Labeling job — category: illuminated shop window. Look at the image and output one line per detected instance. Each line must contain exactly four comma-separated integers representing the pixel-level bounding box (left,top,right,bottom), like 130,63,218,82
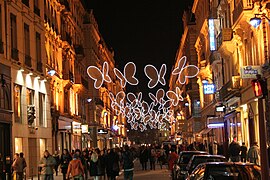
39,139,46,158
15,137,23,153
39,93,45,127
14,84,22,123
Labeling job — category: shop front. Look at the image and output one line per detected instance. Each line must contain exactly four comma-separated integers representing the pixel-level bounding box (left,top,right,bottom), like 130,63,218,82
58,116,72,152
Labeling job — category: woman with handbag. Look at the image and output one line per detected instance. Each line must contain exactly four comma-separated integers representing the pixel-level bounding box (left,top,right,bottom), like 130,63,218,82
60,149,72,180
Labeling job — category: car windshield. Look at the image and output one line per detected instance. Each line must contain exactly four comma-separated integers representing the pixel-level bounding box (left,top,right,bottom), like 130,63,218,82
206,165,261,180
189,157,226,172
179,153,194,164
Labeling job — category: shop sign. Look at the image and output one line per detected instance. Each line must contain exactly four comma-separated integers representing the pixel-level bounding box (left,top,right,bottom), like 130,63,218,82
240,66,262,79
81,124,88,133
72,122,81,135
216,105,225,112
209,19,216,51
203,83,216,94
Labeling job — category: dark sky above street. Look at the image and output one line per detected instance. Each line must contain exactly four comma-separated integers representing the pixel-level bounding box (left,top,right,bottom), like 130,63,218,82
87,0,194,94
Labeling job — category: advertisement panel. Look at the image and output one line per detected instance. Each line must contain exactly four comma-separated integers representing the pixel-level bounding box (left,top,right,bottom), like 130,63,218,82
240,66,262,79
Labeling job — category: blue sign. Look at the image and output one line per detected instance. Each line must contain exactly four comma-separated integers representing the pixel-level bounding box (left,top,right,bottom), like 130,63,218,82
203,83,216,94
209,19,216,51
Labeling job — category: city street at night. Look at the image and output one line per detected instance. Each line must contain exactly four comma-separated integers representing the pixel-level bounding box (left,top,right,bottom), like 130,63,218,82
1,0,270,179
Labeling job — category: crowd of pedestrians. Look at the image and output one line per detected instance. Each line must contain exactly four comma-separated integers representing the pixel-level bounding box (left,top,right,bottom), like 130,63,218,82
22,145,135,180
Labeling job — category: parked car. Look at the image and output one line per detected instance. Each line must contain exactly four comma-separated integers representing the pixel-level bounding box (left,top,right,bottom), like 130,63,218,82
186,162,261,180
172,151,209,180
183,155,227,178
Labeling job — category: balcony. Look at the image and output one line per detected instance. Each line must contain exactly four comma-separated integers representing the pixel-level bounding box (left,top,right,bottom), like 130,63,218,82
219,76,242,100
232,0,253,24
11,48,19,61
37,61,43,73
24,55,32,67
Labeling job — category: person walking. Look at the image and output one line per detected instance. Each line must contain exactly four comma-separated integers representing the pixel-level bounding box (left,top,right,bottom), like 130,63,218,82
168,148,178,178
139,146,148,170
66,154,84,180
39,150,56,180
12,153,25,180
0,153,5,180
157,146,166,169
247,142,260,165
213,141,218,155
52,151,60,176
60,149,72,180
106,149,120,180
90,149,99,180
149,146,156,170
82,151,89,180
240,142,248,162
228,137,241,162
97,150,106,180
122,145,134,180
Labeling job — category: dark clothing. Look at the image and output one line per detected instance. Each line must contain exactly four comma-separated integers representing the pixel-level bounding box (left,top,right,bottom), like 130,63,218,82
53,154,60,176
97,155,106,176
122,151,134,170
240,145,248,162
228,141,241,162
106,151,120,179
139,149,148,170
124,170,133,180
60,154,72,180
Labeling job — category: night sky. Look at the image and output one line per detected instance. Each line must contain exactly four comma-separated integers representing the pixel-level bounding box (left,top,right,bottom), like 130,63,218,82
87,0,194,95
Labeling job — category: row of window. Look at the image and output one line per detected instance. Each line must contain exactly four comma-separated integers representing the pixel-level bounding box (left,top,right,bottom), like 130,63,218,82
14,84,46,127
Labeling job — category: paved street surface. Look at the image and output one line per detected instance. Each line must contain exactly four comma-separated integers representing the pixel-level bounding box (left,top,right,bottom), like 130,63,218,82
117,159,170,180
30,159,170,180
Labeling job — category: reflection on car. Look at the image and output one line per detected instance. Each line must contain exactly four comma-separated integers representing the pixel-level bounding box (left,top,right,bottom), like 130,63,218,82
172,151,209,180
186,162,261,180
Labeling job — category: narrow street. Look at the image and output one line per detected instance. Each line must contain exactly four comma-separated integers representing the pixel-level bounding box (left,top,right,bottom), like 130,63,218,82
117,159,171,180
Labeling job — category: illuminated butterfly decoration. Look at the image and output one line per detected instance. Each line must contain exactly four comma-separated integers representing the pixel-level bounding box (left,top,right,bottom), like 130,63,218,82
144,64,167,89
114,62,139,88
139,123,147,132
87,61,112,89
166,87,184,107
172,56,199,84
130,121,138,130
126,92,142,108
148,88,165,106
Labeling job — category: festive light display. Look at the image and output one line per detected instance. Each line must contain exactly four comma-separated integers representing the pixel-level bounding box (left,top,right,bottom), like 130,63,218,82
87,56,200,131
144,64,167,88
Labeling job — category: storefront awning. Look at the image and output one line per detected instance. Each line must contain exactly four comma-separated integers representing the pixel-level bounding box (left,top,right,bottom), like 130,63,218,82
199,128,213,135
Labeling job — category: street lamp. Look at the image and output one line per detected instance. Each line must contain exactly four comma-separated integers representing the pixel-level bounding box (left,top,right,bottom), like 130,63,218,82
249,14,270,28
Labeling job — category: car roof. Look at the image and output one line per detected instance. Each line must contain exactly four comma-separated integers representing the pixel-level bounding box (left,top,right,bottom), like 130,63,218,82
180,151,208,155
191,155,226,158
201,162,259,166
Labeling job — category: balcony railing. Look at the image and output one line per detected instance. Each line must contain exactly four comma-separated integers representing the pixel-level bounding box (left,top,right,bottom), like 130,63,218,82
219,76,242,100
24,55,32,67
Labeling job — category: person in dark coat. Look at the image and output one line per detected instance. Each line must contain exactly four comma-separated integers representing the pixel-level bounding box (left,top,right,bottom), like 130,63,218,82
228,137,241,162
82,151,89,180
60,149,72,180
106,149,120,180
122,145,134,180
89,149,99,179
98,150,106,179
240,142,248,162
139,146,148,170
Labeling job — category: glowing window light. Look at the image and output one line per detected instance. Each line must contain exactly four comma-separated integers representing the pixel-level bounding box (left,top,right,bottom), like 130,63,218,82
207,123,224,128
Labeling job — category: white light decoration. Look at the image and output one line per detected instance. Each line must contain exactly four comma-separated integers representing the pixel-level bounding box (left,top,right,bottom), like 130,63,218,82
87,61,112,89
86,56,200,131
144,64,167,88
114,62,138,88
172,56,199,84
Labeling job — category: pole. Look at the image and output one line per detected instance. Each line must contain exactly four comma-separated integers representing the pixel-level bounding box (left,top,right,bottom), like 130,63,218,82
258,97,269,180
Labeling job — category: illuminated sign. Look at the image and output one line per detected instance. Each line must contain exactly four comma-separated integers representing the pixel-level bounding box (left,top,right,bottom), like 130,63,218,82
97,129,108,134
216,105,225,112
203,83,216,94
240,66,262,79
209,19,216,51
81,125,88,133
